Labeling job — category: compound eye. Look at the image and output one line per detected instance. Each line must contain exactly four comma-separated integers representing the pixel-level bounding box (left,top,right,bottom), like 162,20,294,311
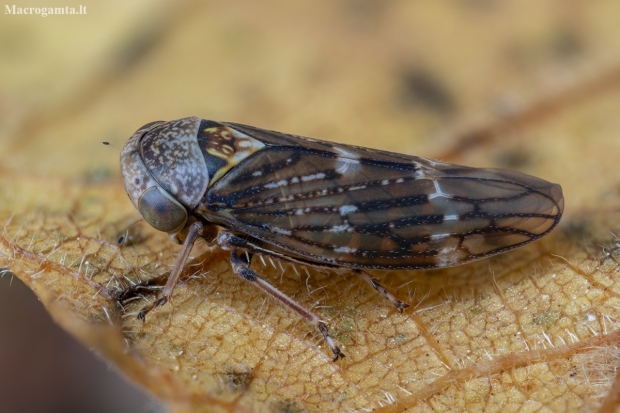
138,187,188,233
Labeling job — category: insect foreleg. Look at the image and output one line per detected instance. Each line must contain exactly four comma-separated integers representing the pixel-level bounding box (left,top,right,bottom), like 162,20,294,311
228,248,344,361
353,270,410,313
138,220,205,321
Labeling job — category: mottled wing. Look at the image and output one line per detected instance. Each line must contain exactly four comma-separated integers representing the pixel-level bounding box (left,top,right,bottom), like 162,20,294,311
203,124,564,269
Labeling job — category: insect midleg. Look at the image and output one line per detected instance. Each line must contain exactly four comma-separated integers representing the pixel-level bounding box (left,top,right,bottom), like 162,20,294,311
219,232,411,311
229,249,344,361
137,220,204,321
353,270,410,313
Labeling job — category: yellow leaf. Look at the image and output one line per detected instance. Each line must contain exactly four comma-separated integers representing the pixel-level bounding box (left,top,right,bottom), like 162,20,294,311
3,2,620,412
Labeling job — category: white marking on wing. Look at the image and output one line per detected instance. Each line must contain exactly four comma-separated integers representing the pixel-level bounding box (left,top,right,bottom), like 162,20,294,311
334,246,357,253
335,156,360,174
437,246,460,267
349,185,367,191
328,222,354,232
271,226,292,236
339,205,358,215
301,172,326,182
264,179,288,189
428,180,450,200
333,146,361,159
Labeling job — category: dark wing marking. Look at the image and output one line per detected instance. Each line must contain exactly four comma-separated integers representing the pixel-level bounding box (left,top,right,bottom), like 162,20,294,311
202,126,564,270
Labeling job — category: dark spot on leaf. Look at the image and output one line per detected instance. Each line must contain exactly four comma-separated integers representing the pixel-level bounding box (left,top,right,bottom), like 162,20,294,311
220,369,254,393
272,399,303,413
397,69,455,115
457,0,502,10
560,218,593,243
550,28,583,61
533,311,559,327
469,305,483,316
109,24,165,74
494,149,532,169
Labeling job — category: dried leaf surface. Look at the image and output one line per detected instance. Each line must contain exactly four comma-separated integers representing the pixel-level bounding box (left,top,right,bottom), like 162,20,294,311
2,1,620,412
2,167,620,412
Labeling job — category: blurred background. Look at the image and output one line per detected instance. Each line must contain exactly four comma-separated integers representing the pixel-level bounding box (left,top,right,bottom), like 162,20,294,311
2,0,620,411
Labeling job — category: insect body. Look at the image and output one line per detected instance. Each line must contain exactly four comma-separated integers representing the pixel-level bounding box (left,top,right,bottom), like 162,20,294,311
121,117,564,360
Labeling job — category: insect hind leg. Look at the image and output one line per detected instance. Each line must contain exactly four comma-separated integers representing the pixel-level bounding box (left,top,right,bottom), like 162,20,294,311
227,247,344,361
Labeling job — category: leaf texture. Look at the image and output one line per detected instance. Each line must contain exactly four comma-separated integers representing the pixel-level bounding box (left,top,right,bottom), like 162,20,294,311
2,1,620,412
